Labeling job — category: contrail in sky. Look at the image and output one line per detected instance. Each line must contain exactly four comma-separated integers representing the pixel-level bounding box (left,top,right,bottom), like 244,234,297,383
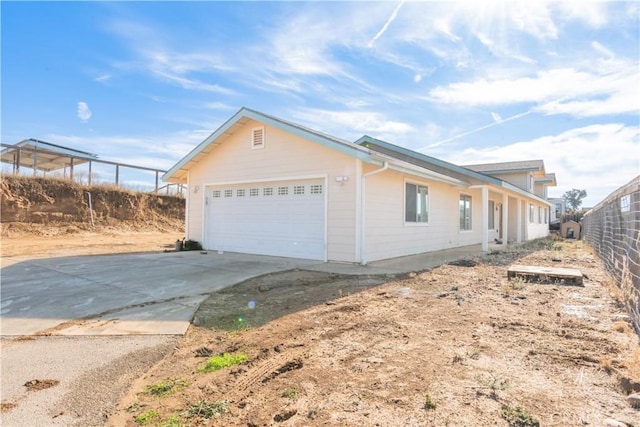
418,109,533,151
368,1,405,47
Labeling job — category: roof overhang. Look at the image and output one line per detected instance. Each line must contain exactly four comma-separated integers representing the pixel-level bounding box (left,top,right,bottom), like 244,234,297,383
0,139,98,172
163,107,377,184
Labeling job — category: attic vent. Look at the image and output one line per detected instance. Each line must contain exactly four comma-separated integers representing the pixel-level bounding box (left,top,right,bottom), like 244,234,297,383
252,127,265,149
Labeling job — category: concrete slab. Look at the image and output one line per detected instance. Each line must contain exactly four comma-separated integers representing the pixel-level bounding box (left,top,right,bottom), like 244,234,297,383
1,245,487,336
57,295,208,335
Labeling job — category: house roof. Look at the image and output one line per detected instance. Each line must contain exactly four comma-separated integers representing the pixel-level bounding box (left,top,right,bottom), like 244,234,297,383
535,173,557,186
356,135,498,186
463,160,545,174
163,108,553,205
357,136,552,205
162,107,376,183
0,139,98,172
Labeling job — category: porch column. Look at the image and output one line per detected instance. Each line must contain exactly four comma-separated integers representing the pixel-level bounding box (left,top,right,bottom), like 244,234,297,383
516,198,523,243
502,193,509,245
482,186,489,252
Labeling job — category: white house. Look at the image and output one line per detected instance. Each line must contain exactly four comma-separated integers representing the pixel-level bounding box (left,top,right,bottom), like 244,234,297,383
163,108,555,264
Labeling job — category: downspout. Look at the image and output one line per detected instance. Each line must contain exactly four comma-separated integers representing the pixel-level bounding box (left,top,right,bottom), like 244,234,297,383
360,161,389,265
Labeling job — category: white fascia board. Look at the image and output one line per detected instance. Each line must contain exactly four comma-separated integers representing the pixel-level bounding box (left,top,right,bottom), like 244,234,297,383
380,155,468,187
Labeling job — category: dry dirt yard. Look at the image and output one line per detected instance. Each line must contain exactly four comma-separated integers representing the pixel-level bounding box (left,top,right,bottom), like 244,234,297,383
0,226,182,262
102,238,640,427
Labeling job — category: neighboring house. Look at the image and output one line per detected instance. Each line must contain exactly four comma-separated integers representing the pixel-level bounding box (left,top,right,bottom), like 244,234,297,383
163,108,555,263
547,197,566,224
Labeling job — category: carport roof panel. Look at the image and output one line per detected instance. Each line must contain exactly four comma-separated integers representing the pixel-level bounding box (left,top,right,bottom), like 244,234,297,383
1,139,98,172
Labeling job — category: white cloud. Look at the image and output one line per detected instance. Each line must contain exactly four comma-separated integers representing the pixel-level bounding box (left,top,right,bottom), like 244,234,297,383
428,66,639,118
94,73,111,83
292,108,415,141
109,20,236,95
203,102,237,111
441,123,639,207
77,102,92,122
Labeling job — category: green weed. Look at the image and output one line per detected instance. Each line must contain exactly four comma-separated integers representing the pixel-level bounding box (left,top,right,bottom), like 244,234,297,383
501,404,540,427
475,372,509,399
423,393,437,410
144,379,188,397
281,386,299,399
159,414,182,427
135,410,159,425
198,352,248,373
184,400,229,419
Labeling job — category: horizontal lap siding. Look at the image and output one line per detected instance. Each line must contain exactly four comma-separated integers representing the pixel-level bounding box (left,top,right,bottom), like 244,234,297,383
187,120,357,262
364,168,482,262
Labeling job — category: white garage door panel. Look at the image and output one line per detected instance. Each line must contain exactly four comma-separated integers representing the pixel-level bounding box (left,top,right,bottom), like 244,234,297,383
206,179,325,260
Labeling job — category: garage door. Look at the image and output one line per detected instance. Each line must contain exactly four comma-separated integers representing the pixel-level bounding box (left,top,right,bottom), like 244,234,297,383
205,179,326,260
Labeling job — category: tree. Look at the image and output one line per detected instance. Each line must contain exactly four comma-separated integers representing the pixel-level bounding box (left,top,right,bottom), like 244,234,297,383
563,188,587,211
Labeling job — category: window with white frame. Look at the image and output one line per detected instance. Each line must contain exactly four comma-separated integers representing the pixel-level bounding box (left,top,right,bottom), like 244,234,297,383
263,187,273,196
212,190,221,198
224,189,233,198
237,189,245,197
293,185,305,195
538,206,542,224
249,188,259,197
278,186,289,196
459,194,472,231
529,204,534,223
488,200,495,229
405,182,429,223
544,208,548,224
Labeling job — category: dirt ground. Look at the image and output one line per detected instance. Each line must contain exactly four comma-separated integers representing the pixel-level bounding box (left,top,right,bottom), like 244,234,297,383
0,226,182,262
98,238,640,427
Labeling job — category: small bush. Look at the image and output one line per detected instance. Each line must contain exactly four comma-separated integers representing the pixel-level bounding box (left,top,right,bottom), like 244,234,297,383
501,404,539,427
423,393,437,410
182,239,202,251
198,352,248,373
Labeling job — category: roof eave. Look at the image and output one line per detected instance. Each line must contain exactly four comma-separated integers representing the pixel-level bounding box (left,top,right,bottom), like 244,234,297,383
163,107,377,183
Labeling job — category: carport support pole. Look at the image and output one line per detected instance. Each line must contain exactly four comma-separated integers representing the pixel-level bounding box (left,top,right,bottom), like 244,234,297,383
360,161,389,265
88,161,92,185
155,170,159,194
70,157,75,181
33,144,38,176
15,149,20,175
115,164,119,187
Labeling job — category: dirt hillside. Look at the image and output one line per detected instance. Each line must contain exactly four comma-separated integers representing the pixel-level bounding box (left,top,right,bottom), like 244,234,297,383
0,175,185,260
1,175,184,236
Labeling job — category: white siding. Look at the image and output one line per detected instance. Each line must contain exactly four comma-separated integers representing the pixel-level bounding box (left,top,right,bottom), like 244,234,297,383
187,120,358,262
362,167,483,262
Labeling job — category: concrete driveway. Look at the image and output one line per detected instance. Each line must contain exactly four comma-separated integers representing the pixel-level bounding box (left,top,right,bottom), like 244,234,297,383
0,251,324,336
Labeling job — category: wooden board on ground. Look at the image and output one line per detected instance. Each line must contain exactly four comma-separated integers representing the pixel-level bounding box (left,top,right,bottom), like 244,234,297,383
507,265,583,286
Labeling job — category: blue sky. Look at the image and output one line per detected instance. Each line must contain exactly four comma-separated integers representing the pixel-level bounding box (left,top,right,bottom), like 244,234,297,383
2,1,638,206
